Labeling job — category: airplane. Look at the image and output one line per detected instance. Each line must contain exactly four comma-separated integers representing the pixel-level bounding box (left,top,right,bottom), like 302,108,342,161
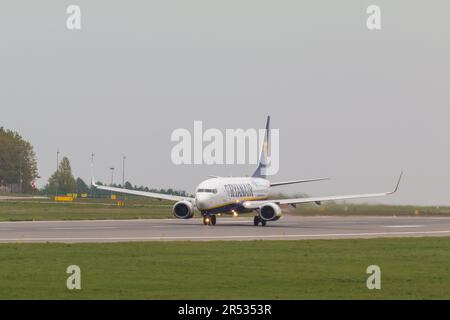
92,116,402,226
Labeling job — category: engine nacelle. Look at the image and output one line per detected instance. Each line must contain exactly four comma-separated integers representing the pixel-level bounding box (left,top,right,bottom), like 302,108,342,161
172,201,195,219
260,203,282,221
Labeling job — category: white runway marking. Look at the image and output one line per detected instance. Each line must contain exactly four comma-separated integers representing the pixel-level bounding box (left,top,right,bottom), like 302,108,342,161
49,227,119,230
384,225,425,228
212,220,252,224
1,230,450,242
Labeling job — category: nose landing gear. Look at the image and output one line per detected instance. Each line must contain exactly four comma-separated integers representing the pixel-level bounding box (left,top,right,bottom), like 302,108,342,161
253,215,267,227
203,215,216,226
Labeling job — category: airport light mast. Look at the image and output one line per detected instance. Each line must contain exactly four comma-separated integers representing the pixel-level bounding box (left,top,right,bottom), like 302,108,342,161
55,149,60,197
110,167,115,186
109,167,115,198
90,153,95,198
122,154,126,188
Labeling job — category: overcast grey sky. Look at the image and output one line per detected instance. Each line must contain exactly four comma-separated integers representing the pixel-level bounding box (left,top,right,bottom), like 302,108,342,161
1,1,449,205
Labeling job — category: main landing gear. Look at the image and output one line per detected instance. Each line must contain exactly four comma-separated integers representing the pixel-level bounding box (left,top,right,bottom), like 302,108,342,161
203,215,216,226
254,215,266,227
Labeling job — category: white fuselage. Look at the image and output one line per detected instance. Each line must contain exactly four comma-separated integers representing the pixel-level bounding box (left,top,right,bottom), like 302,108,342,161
194,177,270,214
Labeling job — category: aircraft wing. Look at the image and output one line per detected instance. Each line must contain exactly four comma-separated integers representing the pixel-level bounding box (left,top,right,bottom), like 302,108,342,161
244,173,402,209
92,181,195,202
270,177,329,187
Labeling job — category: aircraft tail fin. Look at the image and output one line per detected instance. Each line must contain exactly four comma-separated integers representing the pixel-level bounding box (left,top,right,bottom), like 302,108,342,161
252,116,270,179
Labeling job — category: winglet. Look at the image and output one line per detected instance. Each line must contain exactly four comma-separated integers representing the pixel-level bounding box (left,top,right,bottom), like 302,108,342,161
389,171,403,194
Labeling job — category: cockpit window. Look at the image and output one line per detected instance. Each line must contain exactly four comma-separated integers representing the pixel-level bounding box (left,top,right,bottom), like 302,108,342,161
197,188,217,194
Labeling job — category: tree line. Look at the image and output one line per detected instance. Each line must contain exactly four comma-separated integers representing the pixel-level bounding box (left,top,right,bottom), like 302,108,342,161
43,156,190,198
1,127,190,197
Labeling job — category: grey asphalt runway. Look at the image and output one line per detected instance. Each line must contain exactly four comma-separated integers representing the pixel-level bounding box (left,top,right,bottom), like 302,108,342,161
1,215,450,243
0,196,48,200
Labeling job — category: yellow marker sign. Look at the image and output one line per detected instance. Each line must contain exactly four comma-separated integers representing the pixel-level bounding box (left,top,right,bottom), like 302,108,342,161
111,194,117,200
55,196,73,202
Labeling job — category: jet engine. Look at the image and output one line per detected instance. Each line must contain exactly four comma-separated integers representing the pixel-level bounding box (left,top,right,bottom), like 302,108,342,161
172,201,195,219
260,203,282,221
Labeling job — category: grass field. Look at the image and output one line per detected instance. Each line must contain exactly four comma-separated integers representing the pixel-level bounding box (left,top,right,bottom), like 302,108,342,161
0,237,449,299
1,197,450,221
0,198,173,221
292,203,450,216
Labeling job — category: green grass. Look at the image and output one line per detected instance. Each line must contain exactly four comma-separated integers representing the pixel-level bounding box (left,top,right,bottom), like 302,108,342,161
1,198,450,222
0,237,449,299
0,198,173,221
292,203,450,216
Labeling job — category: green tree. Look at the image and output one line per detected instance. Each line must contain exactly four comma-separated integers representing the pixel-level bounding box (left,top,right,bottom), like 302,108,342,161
76,177,90,194
48,157,76,195
0,127,39,193
124,181,133,189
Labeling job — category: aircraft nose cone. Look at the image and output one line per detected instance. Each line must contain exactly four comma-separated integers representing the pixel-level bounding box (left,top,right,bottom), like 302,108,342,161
195,195,209,210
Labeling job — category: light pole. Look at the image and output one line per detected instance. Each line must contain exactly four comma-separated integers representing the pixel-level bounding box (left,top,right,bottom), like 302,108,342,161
122,155,126,188
90,153,95,198
110,167,115,186
55,149,60,198
109,167,115,198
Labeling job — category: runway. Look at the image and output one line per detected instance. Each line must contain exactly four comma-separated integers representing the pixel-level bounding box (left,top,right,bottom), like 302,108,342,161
0,196,48,200
1,215,450,243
